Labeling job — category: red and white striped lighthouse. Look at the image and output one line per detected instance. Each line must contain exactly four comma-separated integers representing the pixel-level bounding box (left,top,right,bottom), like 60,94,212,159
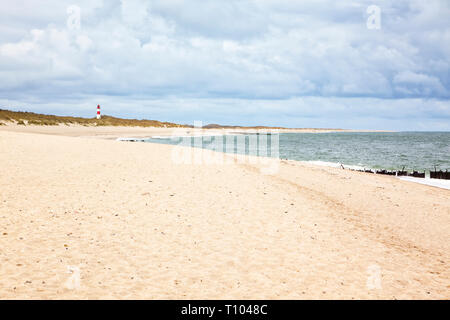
96,104,101,119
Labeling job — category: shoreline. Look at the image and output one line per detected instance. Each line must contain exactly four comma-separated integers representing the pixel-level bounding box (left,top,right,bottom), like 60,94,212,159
0,123,393,139
130,138,450,191
115,132,450,191
3,124,447,189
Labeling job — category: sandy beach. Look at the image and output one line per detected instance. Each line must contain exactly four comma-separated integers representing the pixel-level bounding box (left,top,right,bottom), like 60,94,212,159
0,122,385,139
0,125,449,299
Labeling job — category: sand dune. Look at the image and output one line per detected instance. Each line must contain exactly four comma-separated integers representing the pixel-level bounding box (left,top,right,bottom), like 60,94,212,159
0,127,448,299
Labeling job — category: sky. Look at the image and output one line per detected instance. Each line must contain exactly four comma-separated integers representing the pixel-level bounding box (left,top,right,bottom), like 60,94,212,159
0,0,449,130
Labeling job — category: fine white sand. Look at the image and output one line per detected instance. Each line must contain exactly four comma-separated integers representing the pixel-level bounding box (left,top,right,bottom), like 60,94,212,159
0,125,448,299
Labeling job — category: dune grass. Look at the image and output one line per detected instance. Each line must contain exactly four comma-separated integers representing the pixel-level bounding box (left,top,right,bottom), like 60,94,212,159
0,109,188,128
0,108,344,130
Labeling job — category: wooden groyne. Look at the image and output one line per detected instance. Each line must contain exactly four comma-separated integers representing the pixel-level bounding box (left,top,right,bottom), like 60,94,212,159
430,169,450,180
408,171,426,178
342,166,449,180
375,170,424,178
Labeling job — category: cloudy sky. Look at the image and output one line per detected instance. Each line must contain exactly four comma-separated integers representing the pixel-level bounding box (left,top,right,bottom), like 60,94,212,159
0,0,449,130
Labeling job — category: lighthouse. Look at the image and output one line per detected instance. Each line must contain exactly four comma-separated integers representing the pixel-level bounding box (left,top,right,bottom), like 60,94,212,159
96,104,101,119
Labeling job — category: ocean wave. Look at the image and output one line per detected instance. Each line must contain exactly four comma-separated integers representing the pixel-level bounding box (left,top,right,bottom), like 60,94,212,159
150,134,236,139
116,137,147,142
304,160,368,171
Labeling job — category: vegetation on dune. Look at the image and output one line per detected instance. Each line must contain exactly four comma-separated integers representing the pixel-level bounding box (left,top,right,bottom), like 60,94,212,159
0,109,188,128
0,108,342,130
0,109,284,129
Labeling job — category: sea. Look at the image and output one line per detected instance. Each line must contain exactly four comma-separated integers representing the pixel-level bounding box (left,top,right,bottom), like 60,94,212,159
143,132,450,173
